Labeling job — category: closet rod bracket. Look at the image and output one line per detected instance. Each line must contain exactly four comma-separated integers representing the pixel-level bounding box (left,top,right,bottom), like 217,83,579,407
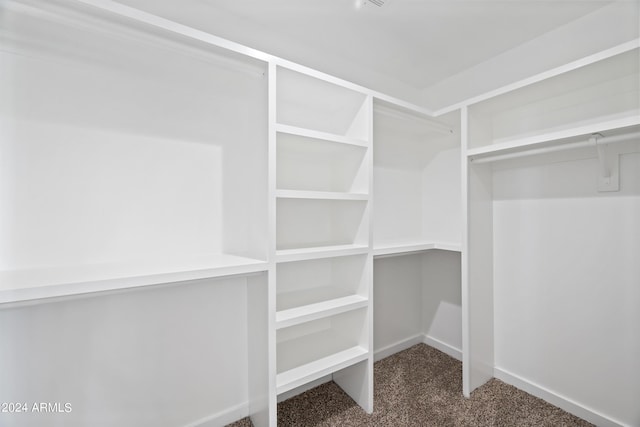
593,133,619,192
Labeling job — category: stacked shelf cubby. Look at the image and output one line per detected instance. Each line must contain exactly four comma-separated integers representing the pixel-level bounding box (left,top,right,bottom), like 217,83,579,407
372,100,462,256
271,65,374,412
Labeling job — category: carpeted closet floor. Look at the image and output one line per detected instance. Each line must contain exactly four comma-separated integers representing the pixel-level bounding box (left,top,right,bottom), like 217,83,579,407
228,343,593,426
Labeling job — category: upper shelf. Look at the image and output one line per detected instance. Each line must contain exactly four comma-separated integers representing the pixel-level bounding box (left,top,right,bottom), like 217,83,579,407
275,124,368,148
467,113,640,159
467,47,639,151
0,254,268,304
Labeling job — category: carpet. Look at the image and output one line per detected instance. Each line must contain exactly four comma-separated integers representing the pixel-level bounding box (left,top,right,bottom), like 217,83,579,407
228,343,593,426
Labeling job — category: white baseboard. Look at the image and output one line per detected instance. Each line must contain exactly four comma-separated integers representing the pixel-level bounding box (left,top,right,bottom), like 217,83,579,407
494,367,626,427
423,335,462,361
374,334,462,363
182,402,248,427
374,334,424,361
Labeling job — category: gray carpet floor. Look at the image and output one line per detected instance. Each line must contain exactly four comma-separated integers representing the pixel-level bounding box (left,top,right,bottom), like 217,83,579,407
228,343,593,426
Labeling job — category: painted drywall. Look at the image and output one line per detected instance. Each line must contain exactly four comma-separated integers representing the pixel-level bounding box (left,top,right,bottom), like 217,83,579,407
492,149,640,426
374,251,462,359
0,277,253,427
374,254,423,354
422,250,462,354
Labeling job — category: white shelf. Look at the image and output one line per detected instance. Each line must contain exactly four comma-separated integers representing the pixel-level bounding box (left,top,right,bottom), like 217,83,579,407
275,124,368,148
0,254,268,304
276,345,368,395
276,244,369,263
276,295,368,329
276,189,368,201
467,112,640,159
373,240,462,258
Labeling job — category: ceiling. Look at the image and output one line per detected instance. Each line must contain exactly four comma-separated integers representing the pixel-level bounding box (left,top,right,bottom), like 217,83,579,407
115,0,626,109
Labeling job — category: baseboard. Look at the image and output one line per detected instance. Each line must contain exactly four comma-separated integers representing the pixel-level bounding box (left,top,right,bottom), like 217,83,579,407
494,367,626,427
374,334,424,361
181,402,248,427
423,335,462,361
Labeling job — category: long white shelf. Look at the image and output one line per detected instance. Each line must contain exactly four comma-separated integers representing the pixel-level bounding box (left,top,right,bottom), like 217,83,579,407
0,253,268,304
275,123,368,148
276,189,369,201
467,112,640,159
276,244,369,263
276,295,368,329
373,240,462,258
276,345,368,395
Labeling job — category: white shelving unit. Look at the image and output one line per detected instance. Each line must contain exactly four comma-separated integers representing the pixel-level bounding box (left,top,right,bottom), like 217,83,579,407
372,100,462,254
0,0,270,302
270,64,374,414
371,101,464,368
463,44,640,425
0,2,271,426
7,1,637,426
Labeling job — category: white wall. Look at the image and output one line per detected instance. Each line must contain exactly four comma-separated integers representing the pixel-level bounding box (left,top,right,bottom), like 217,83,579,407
492,149,640,426
422,250,462,354
374,251,462,359
0,276,255,427
374,254,423,353
0,7,268,267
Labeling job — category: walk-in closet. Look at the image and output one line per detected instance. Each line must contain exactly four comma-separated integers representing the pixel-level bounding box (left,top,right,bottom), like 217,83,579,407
1,0,638,426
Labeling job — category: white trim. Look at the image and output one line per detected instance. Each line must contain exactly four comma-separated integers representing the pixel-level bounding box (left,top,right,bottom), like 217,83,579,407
374,334,425,362
434,39,640,116
494,367,627,427
423,335,462,361
181,402,248,427
460,105,471,398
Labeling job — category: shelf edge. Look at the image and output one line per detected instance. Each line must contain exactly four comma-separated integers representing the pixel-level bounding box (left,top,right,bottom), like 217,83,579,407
275,123,369,147
0,259,269,305
276,346,368,395
276,295,368,329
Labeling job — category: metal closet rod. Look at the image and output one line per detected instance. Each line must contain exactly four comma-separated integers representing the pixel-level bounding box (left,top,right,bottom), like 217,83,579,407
470,130,640,164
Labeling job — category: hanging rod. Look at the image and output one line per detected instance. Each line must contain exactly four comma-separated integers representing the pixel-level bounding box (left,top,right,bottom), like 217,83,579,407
469,131,640,164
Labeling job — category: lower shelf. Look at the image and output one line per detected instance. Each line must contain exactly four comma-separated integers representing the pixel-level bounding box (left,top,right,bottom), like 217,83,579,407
277,308,368,394
0,253,268,304
276,345,368,395
276,294,368,329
